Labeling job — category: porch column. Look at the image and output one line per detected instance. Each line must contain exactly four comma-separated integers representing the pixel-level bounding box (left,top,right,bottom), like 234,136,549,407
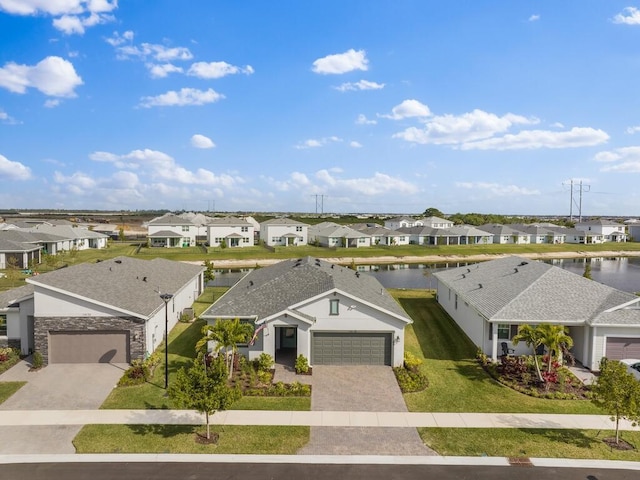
491,323,499,362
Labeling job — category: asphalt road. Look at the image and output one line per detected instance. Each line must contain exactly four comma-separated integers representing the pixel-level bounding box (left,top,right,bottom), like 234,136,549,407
0,463,638,480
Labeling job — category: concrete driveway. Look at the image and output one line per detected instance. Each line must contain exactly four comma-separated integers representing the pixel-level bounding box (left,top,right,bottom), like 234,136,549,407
297,366,436,456
0,358,127,454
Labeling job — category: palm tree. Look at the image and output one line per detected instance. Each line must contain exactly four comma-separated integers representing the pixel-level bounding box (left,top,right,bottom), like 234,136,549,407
197,318,254,379
511,324,544,382
537,324,574,372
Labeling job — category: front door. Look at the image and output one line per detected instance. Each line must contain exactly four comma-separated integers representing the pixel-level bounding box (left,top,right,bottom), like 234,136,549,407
281,327,297,348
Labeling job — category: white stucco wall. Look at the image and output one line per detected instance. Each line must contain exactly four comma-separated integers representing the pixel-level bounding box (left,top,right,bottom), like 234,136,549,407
261,223,308,246
207,224,254,247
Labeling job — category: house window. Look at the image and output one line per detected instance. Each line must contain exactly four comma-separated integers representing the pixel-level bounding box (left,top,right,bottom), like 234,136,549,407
181,226,189,232
399,236,406,242
330,299,339,315
241,226,248,232
243,237,249,243
0,315,6,336
497,324,519,340
296,226,303,232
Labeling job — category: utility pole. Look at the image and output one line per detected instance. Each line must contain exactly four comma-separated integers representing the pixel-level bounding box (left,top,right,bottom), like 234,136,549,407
311,194,326,215
563,180,590,222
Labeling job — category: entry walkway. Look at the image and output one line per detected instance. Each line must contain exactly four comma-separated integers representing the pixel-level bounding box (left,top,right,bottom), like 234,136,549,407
0,409,638,431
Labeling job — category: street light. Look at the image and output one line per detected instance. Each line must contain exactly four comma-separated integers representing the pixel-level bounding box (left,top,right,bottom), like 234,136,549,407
160,293,173,389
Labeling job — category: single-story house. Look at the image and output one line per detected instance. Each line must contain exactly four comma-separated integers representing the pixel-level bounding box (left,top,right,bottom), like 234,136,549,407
308,222,371,248
477,224,531,244
201,256,412,367
0,232,42,269
10,257,205,364
0,284,35,353
434,256,640,371
260,218,309,247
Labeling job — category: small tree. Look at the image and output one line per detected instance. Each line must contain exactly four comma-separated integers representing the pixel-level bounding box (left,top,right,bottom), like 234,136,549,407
118,227,125,241
583,263,592,280
423,207,444,217
197,318,254,379
203,260,215,284
537,324,573,371
168,353,240,440
591,358,640,445
511,324,544,382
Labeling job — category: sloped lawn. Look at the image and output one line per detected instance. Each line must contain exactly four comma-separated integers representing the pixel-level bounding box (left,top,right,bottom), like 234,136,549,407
391,289,601,414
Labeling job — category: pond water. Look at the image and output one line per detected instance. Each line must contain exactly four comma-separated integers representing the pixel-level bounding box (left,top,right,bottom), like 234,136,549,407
209,257,640,294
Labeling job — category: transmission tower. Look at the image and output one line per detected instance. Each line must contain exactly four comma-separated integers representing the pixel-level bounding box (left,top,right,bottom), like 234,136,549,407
311,194,327,215
563,180,590,222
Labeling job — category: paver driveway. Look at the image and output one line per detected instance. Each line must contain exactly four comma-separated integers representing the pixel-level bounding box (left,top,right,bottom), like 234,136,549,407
297,366,436,456
0,358,126,453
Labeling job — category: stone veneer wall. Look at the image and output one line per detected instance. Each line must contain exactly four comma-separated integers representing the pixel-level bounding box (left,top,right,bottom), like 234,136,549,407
34,316,145,364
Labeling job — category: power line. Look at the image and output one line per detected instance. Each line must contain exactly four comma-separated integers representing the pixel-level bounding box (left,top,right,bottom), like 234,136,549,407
310,194,327,214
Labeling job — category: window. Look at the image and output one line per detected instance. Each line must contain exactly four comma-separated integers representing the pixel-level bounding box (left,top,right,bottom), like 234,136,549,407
241,226,248,232
330,299,339,315
181,226,189,232
497,324,519,340
0,315,5,336
399,236,406,242
243,237,249,243
296,226,303,232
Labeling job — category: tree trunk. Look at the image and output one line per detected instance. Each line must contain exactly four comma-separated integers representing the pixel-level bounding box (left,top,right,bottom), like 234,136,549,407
533,354,544,382
228,351,234,379
206,411,210,440
615,415,620,444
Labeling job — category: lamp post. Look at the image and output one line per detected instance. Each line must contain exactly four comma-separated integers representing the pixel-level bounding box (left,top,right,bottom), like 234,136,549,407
160,293,173,389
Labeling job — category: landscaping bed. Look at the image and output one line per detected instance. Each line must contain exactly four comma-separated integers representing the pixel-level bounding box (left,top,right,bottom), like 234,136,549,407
0,347,21,375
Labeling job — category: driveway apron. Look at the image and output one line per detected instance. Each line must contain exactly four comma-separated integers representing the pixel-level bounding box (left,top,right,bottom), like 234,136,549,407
297,366,436,456
0,359,126,454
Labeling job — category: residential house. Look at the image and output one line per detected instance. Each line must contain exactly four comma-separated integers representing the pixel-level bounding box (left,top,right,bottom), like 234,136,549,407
629,223,640,242
308,222,371,248
576,219,627,243
201,256,412,366
0,232,42,269
21,257,204,364
477,224,531,244
384,216,425,230
421,216,454,229
207,216,255,248
0,284,35,354
351,225,408,246
260,218,309,247
434,256,640,371
510,224,566,244
147,213,198,248
553,227,603,244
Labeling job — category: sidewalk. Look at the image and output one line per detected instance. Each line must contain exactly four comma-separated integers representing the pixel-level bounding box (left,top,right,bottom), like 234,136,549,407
0,409,638,431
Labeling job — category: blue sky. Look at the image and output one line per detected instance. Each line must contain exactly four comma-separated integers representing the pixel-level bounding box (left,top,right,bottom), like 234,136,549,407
2,1,640,216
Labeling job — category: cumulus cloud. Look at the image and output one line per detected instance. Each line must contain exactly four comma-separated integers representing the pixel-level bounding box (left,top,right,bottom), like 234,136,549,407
187,61,254,79
314,169,419,196
0,56,83,97
147,63,183,78
612,7,640,25
456,181,540,196
107,31,193,61
393,109,535,145
528,14,540,22
191,134,215,149
334,80,384,92
138,88,224,108
0,153,31,180
460,127,609,150
0,0,118,34
356,114,377,125
312,49,369,74
380,99,431,120
626,125,640,134
44,99,61,108
0,109,18,124
294,136,342,149
350,141,363,148
594,146,640,172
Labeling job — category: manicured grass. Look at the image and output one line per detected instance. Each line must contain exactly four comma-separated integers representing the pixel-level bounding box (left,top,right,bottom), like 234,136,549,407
391,289,602,414
0,381,26,404
74,424,309,454
420,428,640,460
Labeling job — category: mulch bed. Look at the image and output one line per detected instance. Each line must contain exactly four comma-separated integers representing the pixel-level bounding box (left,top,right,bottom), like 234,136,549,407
603,437,636,451
194,432,219,445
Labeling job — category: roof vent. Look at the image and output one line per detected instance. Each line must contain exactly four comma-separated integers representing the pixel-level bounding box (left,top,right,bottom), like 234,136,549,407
462,273,466,279
115,259,122,264
355,272,360,278
519,261,528,266
478,283,483,289
331,264,334,269
514,267,519,273
249,280,254,286
143,276,147,282
467,268,471,273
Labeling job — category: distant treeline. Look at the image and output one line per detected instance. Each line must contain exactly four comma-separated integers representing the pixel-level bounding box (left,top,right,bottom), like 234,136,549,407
446,213,575,228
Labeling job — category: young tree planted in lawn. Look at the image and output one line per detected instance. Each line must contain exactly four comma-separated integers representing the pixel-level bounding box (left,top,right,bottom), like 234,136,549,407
168,353,240,441
591,358,640,445
511,324,544,382
197,318,254,379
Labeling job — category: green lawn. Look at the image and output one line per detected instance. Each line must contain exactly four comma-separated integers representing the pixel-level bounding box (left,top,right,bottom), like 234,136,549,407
0,381,25,404
391,289,602,414
74,424,309,454
420,428,640,460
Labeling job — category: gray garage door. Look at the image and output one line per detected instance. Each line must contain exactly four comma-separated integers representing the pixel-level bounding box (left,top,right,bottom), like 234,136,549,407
49,331,130,364
312,332,391,365
606,337,640,360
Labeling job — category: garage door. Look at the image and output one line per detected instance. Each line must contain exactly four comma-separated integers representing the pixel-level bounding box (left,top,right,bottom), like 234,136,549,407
606,337,640,360
311,332,391,365
49,331,130,364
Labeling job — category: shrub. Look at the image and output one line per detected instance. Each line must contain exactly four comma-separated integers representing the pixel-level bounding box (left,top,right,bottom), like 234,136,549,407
393,366,429,393
255,353,274,373
295,354,309,374
404,352,423,372
31,351,44,370
476,348,490,367
118,359,149,386
179,313,191,323
257,370,272,384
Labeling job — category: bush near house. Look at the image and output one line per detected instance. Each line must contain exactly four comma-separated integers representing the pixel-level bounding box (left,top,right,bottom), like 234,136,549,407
0,348,20,374
394,352,429,393
118,352,162,387
228,354,311,397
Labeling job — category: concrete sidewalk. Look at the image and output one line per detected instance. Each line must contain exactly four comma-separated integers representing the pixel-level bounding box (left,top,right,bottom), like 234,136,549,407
0,409,638,431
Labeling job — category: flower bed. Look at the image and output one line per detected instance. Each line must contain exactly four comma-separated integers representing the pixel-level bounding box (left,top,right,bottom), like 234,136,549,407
0,347,21,375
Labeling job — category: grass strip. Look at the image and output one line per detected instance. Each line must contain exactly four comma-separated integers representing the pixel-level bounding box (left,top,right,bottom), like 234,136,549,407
0,381,26,404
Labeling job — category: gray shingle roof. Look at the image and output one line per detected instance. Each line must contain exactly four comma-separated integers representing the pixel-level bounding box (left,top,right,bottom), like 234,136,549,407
147,214,195,226
0,284,34,309
260,218,307,226
202,257,410,323
208,216,250,226
27,257,204,318
148,230,184,238
434,256,640,325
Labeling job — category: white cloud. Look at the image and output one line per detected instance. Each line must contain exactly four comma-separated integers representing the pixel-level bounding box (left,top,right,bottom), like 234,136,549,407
0,109,18,124
626,125,640,134
334,79,384,92
88,148,241,186
315,169,419,196
394,109,535,145
612,7,640,25
551,122,565,128
147,63,183,78
53,11,114,35
187,61,254,79
528,14,540,22
105,30,133,47
456,182,540,196
380,99,431,120
108,32,193,62
0,153,31,180
312,48,368,75
460,127,609,150
356,114,377,125
294,136,342,149
350,141,363,148
594,146,640,172
139,88,224,108
44,98,61,108
0,56,83,97
191,134,215,149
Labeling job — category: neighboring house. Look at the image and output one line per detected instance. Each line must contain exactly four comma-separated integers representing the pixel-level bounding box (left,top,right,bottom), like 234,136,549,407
629,224,640,242
0,232,42,269
26,224,109,250
147,213,198,248
576,219,627,243
384,216,425,230
446,225,494,245
207,216,255,248
354,226,408,246
396,226,440,245
510,225,566,244
434,256,640,371
19,257,204,364
554,228,603,244
0,284,35,354
201,257,412,367
260,218,309,247
421,216,454,229
477,224,531,244
308,222,371,248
